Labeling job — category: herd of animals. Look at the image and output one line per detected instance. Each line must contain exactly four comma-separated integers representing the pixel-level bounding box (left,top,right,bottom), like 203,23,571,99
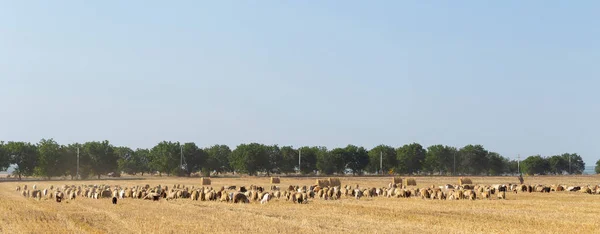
13,180,600,205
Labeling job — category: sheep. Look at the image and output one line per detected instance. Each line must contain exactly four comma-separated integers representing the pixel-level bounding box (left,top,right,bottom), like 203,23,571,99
233,193,249,203
55,192,64,203
68,191,76,200
354,189,363,200
144,192,161,201
112,197,118,204
481,190,491,199
260,193,271,204
16,186,21,191
497,191,506,200
31,190,42,200
191,190,199,201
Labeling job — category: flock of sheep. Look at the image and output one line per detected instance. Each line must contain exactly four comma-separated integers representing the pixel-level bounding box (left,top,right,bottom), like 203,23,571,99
14,180,600,205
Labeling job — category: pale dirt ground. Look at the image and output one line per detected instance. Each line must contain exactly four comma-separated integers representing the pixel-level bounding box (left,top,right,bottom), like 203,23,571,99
1,175,600,234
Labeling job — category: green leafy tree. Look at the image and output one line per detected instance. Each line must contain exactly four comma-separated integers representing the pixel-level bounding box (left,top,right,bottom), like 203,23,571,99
5,141,38,180
396,143,426,174
595,159,600,174
423,145,455,175
547,155,568,175
230,143,267,176
134,148,151,176
345,145,369,175
115,146,135,175
560,153,585,174
507,159,519,175
204,144,231,176
298,146,318,174
182,142,207,176
366,145,396,174
34,139,65,179
316,147,336,175
62,143,83,179
458,145,488,175
328,147,347,174
0,142,10,172
82,141,119,179
486,152,506,176
279,146,298,174
521,155,549,175
265,145,282,175
149,141,181,176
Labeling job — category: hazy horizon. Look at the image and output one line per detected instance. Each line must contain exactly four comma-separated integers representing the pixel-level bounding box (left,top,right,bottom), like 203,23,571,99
1,1,598,165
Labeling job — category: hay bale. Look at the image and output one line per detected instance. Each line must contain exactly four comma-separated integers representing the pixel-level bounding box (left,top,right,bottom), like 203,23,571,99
458,177,472,185
328,178,341,187
200,177,211,185
392,177,402,184
316,179,330,187
403,178,417,186
270,177,280,184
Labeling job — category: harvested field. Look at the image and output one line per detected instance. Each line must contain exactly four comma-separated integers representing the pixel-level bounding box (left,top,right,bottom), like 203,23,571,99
1,175,600,234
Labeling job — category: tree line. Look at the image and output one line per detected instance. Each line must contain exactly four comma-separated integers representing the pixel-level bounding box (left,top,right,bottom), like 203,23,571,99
0,139,590,180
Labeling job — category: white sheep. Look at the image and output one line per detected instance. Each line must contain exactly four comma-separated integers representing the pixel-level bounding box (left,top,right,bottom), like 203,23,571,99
260,193,271,204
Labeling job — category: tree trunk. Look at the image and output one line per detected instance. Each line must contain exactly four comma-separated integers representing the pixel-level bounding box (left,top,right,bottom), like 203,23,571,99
18,173,21,180
97,174,101,179
141,172,144,176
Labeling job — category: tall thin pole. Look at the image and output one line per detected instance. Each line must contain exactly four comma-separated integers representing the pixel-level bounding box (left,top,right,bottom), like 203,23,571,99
298,149,302,173
180,145,183,169
569,155,571,174
380,151,383,175
453,151,456,176
76,147,80,180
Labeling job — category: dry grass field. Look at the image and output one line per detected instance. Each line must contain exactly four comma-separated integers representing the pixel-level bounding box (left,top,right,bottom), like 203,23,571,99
1,175,600,234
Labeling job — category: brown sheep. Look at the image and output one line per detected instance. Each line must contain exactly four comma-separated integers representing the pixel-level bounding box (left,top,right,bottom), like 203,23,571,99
234,193,249,203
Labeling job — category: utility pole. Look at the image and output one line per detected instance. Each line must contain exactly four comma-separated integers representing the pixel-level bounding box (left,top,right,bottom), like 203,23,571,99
298,149,302,173
380,151,383,175
569,155,571,174
453,151,456,176
76,147,80,180
180,145,183,169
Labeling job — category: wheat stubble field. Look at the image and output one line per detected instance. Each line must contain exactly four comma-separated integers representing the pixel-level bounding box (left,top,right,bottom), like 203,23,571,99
1,176,599,234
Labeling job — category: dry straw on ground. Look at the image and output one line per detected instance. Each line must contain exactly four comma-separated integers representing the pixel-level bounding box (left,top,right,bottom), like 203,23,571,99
2,175,600,234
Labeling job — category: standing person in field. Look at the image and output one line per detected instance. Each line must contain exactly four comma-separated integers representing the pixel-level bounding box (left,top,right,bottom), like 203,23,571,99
518,174,524,185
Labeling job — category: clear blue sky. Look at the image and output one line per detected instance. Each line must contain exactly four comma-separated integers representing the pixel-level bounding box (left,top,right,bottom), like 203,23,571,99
1,1,598,165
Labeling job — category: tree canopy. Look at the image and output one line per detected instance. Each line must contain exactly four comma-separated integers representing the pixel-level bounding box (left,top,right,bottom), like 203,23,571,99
0,138,591,178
